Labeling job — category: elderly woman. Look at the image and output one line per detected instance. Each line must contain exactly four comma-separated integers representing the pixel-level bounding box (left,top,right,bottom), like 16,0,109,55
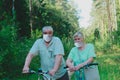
66,31,100,80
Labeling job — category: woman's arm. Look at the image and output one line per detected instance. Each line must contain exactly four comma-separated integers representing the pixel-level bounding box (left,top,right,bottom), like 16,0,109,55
75,57,94,70
66,58,76,72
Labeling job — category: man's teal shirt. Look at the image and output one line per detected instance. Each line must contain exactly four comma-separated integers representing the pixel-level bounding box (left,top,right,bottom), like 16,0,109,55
29,36,66,79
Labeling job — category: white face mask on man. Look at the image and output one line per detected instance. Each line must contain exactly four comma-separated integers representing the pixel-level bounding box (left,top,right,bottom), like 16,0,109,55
74,42,84,47
43,34,52,42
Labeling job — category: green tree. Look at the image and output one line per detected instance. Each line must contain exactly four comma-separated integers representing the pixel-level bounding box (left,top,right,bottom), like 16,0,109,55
15,0,30,38
27,0,79,38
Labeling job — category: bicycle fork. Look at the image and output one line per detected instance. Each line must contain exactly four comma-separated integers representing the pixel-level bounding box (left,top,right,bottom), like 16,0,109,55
75,69,85,80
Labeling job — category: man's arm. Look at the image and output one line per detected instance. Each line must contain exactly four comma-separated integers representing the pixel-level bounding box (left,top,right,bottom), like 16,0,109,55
49,54,62,76
22,53,34,73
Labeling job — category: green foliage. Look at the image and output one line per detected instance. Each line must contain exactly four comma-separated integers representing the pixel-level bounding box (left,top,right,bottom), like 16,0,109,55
0,32,38,79
0,0,12,14
0,0,120,80
113,0,120,46
0,17,40,79
97,47,120,80
61,37,74,59
31,29,42,39
112,30,120,46
0,15,31,79
28,0,79,38
1,0,79,38
15,0,30,38
94,28,100,40
0,27,16,78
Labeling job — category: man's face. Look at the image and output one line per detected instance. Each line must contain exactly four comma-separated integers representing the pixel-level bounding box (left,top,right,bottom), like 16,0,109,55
43,29,53,42
43,29,53,36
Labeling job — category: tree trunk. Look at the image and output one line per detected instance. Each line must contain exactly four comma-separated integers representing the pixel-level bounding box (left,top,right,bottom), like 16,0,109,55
106,0,112,38
113,0,117,31
29,0,33,37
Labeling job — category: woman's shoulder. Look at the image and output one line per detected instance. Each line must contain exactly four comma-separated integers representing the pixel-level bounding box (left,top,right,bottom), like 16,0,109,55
86,43,94,47
71,47,78,50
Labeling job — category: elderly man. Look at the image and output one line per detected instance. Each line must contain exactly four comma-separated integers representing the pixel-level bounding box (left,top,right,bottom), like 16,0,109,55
22,26,69,80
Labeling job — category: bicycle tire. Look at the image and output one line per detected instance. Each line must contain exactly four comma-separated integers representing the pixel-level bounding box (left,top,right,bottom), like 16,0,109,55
38,74,49,80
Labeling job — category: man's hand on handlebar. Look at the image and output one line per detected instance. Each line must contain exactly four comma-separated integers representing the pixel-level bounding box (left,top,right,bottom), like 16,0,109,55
22,66,29,73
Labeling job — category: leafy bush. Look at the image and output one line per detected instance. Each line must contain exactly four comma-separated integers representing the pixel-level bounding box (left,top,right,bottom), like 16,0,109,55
61,37,74,59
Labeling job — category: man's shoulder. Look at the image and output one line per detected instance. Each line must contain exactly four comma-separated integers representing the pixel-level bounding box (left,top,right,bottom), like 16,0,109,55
35,38,43,43
36,38,43,41
53,36,61,41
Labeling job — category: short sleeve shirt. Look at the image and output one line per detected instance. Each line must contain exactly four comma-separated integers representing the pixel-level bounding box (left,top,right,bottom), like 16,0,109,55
68,43,96,65
29,37,66,79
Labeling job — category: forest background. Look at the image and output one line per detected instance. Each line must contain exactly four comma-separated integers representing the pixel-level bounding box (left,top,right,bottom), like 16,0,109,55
0,0,120,80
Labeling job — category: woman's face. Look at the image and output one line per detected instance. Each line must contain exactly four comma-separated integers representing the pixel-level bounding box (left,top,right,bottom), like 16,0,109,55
74,36,84,48
74,36,84,43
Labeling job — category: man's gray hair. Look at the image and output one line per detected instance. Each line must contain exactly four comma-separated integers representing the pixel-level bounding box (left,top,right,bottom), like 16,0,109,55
42,26,53,32
73,31,84,39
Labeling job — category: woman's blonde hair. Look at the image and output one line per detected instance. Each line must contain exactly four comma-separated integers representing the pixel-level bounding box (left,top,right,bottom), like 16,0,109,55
73,32,84,39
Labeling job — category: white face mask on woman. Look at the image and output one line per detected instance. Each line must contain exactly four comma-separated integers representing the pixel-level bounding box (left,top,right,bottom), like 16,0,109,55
43,34,52,42
74,42,84,47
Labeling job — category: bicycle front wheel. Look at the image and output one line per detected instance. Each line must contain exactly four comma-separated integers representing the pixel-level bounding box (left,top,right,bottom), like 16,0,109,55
38,74,48,80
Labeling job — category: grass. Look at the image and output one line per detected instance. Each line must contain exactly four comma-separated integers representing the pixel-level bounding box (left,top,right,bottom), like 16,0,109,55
97,52,120,80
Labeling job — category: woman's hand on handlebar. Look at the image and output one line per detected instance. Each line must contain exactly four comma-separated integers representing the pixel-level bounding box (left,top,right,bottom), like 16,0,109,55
68,65,76,72
66,64,84,71
74,64,84,71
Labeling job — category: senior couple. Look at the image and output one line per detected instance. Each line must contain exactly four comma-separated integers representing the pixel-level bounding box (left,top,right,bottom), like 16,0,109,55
22,26,100,80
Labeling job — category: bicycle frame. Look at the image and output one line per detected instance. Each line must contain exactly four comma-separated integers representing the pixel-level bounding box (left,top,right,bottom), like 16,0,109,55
81,63,99,80
65,63,98,80
28,68,53,80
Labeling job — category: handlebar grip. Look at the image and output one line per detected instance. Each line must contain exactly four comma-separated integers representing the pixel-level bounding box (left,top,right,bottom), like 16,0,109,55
64,66,68,69
38,68,42,73
87,63,98,67
29,69,36,74
38,68,49,74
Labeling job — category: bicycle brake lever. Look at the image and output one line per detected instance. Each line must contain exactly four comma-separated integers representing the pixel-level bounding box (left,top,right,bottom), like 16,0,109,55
38,68,42,73
29,69,36,73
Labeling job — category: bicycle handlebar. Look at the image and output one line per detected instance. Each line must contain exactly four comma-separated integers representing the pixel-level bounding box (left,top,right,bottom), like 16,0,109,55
64,63,98,69
28,68,49,74
24,68,51,80
85,63,98,67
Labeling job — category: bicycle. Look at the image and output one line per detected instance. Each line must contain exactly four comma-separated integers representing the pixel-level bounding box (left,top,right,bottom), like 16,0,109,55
24,68,54,80
64,63,99,80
